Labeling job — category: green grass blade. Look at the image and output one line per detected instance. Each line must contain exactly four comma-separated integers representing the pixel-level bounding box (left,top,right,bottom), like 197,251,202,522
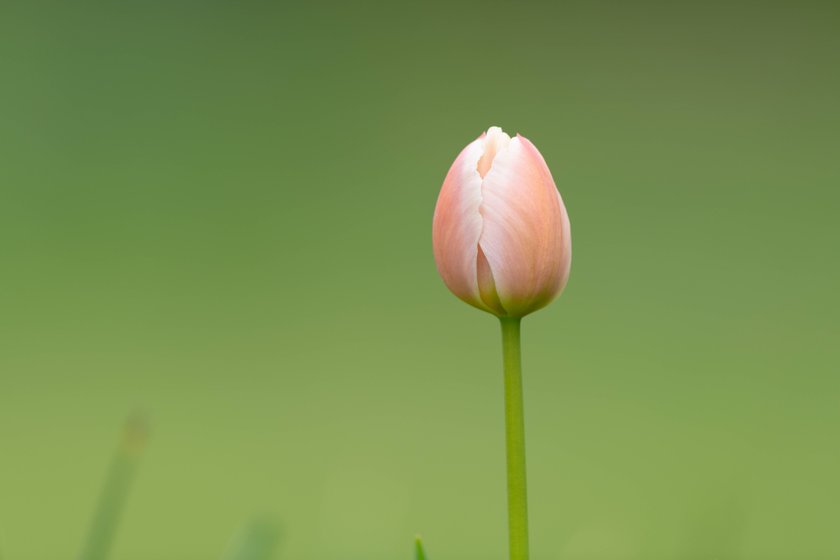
415,535,426,560
222,518,281,560
76,413,149,560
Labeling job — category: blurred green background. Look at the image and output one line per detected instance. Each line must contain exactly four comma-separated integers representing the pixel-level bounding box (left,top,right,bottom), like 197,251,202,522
1,1,839,559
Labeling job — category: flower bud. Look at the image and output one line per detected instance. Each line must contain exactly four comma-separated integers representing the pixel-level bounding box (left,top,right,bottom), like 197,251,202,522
432,126,571,318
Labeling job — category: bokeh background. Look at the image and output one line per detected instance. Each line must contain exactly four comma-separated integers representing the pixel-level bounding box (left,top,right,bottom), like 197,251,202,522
2,1,839,559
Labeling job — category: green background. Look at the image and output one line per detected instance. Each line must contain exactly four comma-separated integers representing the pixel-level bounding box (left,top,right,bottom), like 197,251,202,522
1,2,839,559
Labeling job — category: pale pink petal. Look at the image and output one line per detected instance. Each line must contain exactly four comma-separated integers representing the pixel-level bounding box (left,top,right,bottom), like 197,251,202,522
432,136,489,312
556,188,573,297
477,126,511,178
477,134,571,316
477,244,506,316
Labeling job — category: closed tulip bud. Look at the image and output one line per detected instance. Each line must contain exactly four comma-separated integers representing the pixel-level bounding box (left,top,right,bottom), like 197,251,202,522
433,126,572,318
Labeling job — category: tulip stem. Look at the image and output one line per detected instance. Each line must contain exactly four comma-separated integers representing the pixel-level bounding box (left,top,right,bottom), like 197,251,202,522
500,316,529,560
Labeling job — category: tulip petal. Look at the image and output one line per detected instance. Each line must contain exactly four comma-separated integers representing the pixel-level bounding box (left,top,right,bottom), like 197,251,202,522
432,136,489,312
477,134,571,316
477,244,507,316
477,126,511,178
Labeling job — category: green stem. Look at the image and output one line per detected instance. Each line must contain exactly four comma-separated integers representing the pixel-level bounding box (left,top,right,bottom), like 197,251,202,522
500,316,529,560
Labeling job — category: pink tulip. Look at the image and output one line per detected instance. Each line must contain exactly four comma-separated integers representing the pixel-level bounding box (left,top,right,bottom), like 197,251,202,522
433,126,572,318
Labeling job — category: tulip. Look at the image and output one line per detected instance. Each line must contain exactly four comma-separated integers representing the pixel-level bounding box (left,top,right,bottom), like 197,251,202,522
432,126,571,318
431,127,572,560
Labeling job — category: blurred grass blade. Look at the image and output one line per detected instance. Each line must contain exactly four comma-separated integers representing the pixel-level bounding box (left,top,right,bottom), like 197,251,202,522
415,535,426,560
76,413,149,560
222,518,281,560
